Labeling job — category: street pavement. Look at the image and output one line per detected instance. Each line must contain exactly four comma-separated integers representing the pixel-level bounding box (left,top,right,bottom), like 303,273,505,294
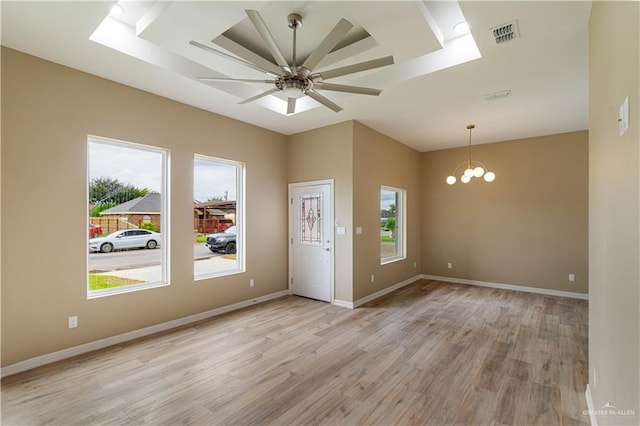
94,254,237,281
91,243,235,281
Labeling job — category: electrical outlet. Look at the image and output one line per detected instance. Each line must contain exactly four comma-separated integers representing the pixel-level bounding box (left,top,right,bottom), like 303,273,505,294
370,274,375,283
250,279,255,288
413,261,417,268
569,274,576,282
447,262,453,269
68,316,78,329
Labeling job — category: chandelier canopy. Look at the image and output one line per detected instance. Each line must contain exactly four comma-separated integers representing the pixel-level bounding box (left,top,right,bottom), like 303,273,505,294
446,124,495,185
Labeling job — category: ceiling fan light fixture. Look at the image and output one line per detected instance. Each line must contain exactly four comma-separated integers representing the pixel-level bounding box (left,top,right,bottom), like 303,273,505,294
283,87,305,98
281,79,307,99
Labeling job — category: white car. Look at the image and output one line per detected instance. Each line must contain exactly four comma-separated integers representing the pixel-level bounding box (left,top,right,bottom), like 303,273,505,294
89,229,161,253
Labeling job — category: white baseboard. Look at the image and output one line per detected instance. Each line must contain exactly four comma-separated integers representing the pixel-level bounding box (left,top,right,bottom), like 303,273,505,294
351,275,422,308
332,275,421,309
1,289,290,378
421,274,588,300
585,384,597,425
332,299,354,309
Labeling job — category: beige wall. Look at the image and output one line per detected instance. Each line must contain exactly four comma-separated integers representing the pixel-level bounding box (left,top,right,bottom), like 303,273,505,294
287,121,354,302
589,1,640,422
0,34,605,378
352,122,421,301
1,48,289,366
421,131,589,294
288,121,422,303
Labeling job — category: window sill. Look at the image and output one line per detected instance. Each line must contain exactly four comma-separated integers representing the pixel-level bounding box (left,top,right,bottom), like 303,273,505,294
381,256,406,265
88,281,169,299
195,268,244,281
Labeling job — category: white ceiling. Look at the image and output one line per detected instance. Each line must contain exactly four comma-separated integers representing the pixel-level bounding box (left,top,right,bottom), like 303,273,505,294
0,1,592,152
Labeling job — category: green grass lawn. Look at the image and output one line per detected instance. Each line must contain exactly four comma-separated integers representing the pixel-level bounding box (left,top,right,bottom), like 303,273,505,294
381,235,396,242
89,274,144,291
196,235,206,243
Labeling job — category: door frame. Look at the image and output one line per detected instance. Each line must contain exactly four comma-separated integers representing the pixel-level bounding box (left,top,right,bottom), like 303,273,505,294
288,179,335,303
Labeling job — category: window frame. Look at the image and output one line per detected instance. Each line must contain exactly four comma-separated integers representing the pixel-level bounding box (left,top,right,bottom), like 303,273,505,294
380,185,406,265
87,135,170,299
193,154,245,280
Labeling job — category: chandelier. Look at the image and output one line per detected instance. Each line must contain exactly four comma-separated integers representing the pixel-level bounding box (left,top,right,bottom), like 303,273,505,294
446,124,496,185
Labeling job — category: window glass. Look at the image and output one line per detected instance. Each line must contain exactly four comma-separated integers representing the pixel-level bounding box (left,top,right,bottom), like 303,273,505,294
194,154,244,279
381,186,406,263
88,136,168,297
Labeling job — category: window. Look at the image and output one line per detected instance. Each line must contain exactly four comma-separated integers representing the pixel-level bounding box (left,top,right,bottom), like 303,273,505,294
194,154,244,279
88,136,168,297
380,186,406,263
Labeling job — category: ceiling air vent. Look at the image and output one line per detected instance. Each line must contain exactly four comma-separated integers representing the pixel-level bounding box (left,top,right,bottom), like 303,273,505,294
490,20,519,45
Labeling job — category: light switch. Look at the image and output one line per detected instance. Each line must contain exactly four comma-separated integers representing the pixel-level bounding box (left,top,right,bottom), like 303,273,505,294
355,226,363,235
619,96,629,136
336,226,346,235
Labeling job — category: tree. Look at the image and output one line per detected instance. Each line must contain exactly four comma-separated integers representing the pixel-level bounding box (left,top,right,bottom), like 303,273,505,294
89,202,116,217
385,217,396,234
89,177,150,205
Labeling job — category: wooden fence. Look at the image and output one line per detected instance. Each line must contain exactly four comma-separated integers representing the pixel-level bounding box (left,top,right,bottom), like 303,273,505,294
89,217,138,236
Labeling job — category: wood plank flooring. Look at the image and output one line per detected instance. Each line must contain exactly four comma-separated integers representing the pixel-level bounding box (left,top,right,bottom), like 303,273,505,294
1,280,589,425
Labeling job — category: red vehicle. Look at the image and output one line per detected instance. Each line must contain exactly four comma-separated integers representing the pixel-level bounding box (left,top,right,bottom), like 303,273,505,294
216,219,234,232
89,224,103,238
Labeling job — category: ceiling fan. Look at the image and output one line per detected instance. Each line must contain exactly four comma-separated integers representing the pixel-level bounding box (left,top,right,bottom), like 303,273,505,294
190,10,394,114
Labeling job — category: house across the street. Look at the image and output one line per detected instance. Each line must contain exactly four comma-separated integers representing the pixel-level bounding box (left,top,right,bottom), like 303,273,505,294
99,192,161,231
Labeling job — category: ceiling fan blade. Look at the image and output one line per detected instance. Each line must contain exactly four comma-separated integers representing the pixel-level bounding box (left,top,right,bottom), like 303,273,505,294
301,18,353,72
198,77,276,83
212,35,282,77
316,56,394,80
306,90,343,113
287,98,296,115
239,88,280,105
315,82,382,96
190,40,276,76
245,10,291,73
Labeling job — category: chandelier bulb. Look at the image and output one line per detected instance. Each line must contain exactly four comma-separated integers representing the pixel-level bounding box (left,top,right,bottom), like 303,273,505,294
473,166,485,177
461,175,471,184
463,168,475,178
446,176,457,185
484,171,496,182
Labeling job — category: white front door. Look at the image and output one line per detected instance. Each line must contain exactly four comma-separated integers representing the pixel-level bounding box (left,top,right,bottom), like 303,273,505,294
289,181,333,302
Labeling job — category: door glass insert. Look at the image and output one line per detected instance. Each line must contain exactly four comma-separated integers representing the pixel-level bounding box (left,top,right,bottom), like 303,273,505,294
300,193,322,245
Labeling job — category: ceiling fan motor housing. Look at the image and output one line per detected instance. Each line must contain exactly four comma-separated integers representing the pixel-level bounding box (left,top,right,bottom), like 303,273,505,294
277,75,311,98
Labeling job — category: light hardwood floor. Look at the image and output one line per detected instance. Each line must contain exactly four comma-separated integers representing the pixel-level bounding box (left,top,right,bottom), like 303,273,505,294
1,280,589,425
